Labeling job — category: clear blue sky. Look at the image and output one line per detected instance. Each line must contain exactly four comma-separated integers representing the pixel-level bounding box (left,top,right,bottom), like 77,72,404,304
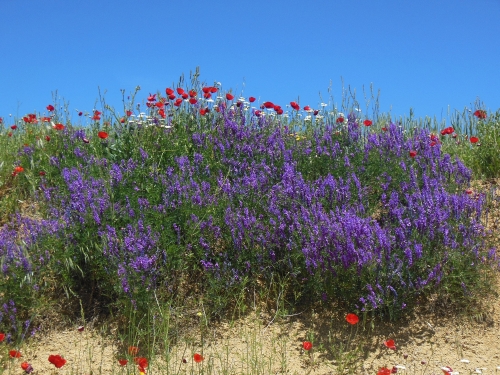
1,0,499,124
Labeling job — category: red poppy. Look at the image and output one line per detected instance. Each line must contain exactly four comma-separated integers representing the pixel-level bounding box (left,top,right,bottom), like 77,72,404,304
14,166,24,174
45,135,51,141
158,109,166,118
48,354,66,368
11,125,17,130
176,87,185,95
189,90,197,98
377,368,392,375
290,101,300,111
276,108,284,115
249,96,256,103
473,110,487,119
0,117,2,124
0,333,5,341
21,362,33,374
203,92,212,99
98,131,108,139
430,141,437,147
363,119,373,126
381,127,387,131
78,111,83,116
155,102,164,108
391,366,398,373
147,94,156,102
168,94,176,100
384,339,396,350
23,114,38,123
39,171,46,176
9,350,22,358
313,110,319,115
189,98,197,105
118,359,128,366
302,341,313,351
470,136,479,144
345,313,359,325
41,117,51,122
134,357,148,369
53,123,65,130
226,93,234,100
47,104,55,111
465,188,473,195
409,150,417,158
174,99,183,107
202,87,211,94
336,117,344,123
128,346,139,355
166,88,174,96
255,110,261,117
263,101,274,109
7,132,12,137
193,353,204,363
181,93,188,99
440,127,454,135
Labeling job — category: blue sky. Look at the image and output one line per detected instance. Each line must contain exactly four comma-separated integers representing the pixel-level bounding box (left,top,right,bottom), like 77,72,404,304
1,0,499,125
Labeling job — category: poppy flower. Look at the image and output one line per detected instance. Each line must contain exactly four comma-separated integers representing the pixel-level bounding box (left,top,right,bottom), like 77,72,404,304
41,117,51,122
21,362,33,374
302,341,313,351
39,171,46,176
174,99,183,107
134,357,148,369
158,109,166,118
290,101,300,111
118,359,128,366
9,350,22,358
391,366,398,373
155,101,164,108
77,326,84,332
377,368,391,375
176,87,185,95
52,123,64,130
466,188,473,195
363,119,372,126
48,354,66,368
45,135,51,141
0,333,5,341
168,94,176,100
11,125,17,130
181,93,188,99
336,117,344,123
147,94,157,102
92,110,101,121
384,339,396,350
126,110,133,117
470,136,479,144
189,98,197,105
381,127,387,131
83,137,90,144
313,110,319,115
193,353,204,363
345,313,359,325
78,111,83,116
98,131,108,139
263,101,275,109
47,104,55,111
226,93,234,100
189,90,197,98
409,150,417,158
128,346,139,355
7,132,12,137
254,110,261,117
440,127,454,135
203,92,212,99
14,166,24,174
166,88,174,96
249,96,256,103
473,110,487,119
202,87,211,94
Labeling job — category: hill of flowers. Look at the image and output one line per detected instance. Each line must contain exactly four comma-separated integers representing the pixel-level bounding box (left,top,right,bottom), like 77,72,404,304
0,82,497,341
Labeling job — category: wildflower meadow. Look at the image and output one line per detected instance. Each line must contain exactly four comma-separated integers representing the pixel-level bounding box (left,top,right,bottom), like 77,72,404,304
0,76,499,374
